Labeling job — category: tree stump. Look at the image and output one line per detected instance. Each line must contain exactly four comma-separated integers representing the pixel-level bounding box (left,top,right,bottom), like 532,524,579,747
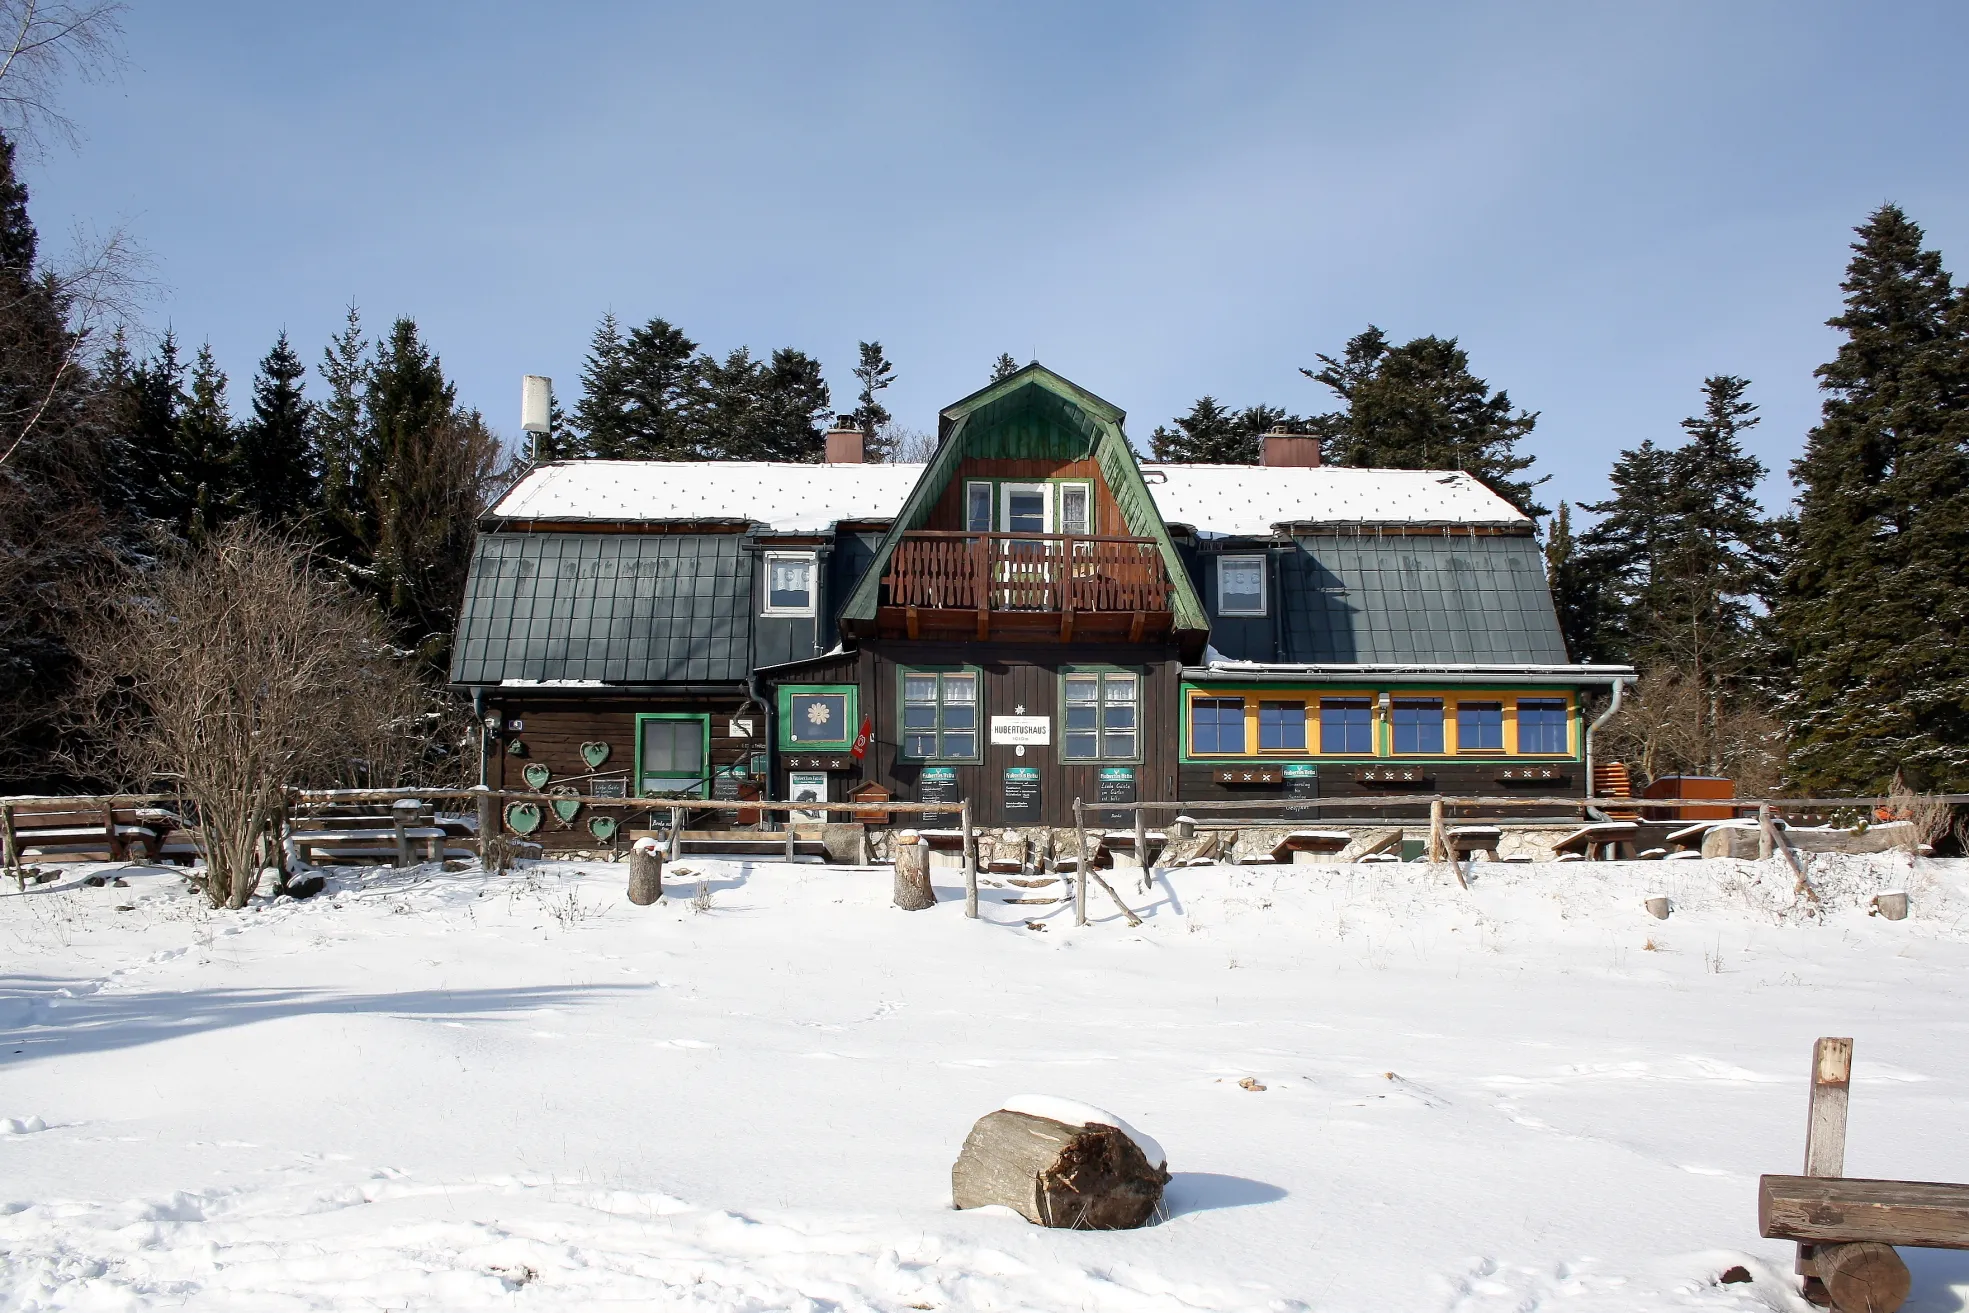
627,838,664,905
1645,896,1671,920
1873,891,1909,921
893,830,935,910
1814,1241,1910,1312
951,1109,1170,1229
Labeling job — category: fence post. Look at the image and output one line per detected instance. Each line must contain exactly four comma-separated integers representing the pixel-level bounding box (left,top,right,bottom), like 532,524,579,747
476,789,499,871
1428,797,1446,863
1797,1037,1855,1286
669,806,684,863
784,804,797,864
1134,802,1150,892
1759,803,1775,861
2,803,18,886
1073,797,1089,927
961,799,978,919
391,797,416,869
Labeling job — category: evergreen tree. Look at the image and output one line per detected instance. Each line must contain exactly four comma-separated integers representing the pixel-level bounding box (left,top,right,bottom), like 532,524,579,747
1545,501,1622,663
1575,437,1678,656
565,312,628,458
234,330,318,524
693,345,829,462
1775,205,1969,792
990,352,1020,382
1148,397,1294,463
848,340,896,461
1302,327,1546,516
616,316,700,458
317,304,370,549
167,343,236,542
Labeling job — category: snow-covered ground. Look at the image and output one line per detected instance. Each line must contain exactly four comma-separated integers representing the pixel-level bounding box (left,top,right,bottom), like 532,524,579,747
5,851,1969,1312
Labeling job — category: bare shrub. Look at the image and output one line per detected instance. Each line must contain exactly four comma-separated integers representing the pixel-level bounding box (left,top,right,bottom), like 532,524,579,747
1596,666,1783,794
73,519,429,908
1884,775,1961,856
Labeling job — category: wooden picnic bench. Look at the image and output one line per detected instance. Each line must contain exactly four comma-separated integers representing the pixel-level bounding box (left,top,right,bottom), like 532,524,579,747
1758,1037,1969,1311
1,802,178,866
1269,830,1352,864
1551,821,1639,861
1444,825,1503,859
287,801,474,867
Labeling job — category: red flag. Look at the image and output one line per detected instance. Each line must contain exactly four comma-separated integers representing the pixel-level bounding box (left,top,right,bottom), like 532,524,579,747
850,714,873,760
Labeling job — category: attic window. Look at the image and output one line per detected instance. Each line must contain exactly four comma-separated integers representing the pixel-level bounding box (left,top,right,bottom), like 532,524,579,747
1217,556,1267,616
763,552,815,617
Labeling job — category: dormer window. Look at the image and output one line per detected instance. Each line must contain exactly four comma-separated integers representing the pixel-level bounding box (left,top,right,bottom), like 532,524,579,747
763,552,816,616
1217,555,1267,616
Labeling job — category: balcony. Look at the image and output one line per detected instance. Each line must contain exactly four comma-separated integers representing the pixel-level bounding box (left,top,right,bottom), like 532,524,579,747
878,531,1174,642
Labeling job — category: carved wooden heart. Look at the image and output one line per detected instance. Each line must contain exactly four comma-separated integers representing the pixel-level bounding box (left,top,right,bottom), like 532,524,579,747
504,801,542,834
587,815,618,842
549,788,581,825
522,762,551,790
580,741,611,768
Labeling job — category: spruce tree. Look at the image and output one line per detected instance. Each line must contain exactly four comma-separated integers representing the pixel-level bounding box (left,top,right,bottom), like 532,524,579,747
849,341,896,460
1776,205,1969,791
1544,501,1622,663
168,343,236,542
317,304,370,550
234,330,318,524
990,352,1020,382
1303,327,1546,516
566,312,628,458
1147,397,1293,463
616,316,700,458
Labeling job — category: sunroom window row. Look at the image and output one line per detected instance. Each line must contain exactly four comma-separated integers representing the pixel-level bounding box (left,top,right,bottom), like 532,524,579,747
1188,694,1572,756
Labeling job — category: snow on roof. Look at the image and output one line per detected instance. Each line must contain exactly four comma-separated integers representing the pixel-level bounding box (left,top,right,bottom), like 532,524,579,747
492,460,929,532
1141,464,1527,534
491,459,1526,534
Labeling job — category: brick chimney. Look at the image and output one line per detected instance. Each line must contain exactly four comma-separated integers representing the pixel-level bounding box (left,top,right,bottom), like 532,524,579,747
825,422,865,464
1260,424,1321,468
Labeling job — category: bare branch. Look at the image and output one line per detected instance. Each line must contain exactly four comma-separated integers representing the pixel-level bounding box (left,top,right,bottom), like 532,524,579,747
0,0,124,157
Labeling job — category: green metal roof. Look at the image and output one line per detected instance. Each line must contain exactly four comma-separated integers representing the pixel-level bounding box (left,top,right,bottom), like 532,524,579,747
839,363,1208,632
450,532,751,686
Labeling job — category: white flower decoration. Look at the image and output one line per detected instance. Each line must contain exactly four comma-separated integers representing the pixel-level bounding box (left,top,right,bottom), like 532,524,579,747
805,701,832,726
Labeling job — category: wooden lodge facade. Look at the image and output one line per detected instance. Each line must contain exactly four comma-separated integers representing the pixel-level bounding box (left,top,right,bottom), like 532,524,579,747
449,365,1631,846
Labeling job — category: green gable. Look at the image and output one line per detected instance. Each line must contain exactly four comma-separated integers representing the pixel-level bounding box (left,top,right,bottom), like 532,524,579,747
838,363,1208,633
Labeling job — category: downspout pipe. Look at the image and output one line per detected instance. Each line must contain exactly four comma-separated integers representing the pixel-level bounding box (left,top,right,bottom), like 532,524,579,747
472,688,488,789
1583,675,1632,815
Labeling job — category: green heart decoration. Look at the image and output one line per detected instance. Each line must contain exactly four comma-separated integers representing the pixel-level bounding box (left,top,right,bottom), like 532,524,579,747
504,801,542,834
549,787,581,826
580,741,611,769
587,814,618,842
522,762,552,790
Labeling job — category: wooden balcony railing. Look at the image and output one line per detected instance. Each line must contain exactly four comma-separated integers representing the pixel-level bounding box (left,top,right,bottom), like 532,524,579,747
882,531,1172,614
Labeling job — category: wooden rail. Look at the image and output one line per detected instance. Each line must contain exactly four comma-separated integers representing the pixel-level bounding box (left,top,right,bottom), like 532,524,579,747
882,531,1171,614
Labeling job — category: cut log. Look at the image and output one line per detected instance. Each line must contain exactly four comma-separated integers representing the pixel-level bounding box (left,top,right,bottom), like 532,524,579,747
1761,1175,1969,1250
1873,891,1909,921
951,1109,1169,1229
627,837,664,906
893,830,935,911
1813,1241,1911,1313
1645,896,1670,920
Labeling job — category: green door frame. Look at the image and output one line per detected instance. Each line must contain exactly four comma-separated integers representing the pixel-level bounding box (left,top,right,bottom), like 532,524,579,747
634,712,711,798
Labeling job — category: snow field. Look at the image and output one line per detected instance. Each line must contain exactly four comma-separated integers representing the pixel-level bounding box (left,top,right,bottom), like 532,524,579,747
4,852,1969,1311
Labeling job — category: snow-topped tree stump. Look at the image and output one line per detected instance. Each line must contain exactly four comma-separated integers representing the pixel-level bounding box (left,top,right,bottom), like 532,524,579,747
952,1097,1170,1229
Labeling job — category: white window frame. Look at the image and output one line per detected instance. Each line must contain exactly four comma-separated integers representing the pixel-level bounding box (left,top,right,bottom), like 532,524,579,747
998,482,1053,534
1216,554,1268,617
1057,481,1094,536
761,551,817,617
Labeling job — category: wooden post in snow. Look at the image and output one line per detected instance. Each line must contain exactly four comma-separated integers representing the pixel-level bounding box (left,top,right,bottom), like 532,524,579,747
893,829,935,910
1428,797,1447,864
1134,803,1151,893
391,797,416,869
1759,803,1776,861
961,800,978,920
627,837,664,905
1073,798,1090,927
668,806,684,862
1798,1035,1854,1298
783,812,797,864
2,803,18,887
475,789,498,870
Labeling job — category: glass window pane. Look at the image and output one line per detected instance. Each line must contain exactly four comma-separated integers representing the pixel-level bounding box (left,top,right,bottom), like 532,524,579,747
943,675,976,703
1066,704,1097,731
1104,675,1137,703
1103,704,1136,731
1219,557,1265,614
1320,699,1373,755
905,675,938,703
1006,491,1046,532
1193,697,1244,754
1064,732,1098,759
966,484,992,532
1105,733,1135,758
905,732,938,757
1259,701,1306,750
1065,676,1098,703
788,693,847,743
1393,699,1444,754
903,704,937,729
1457,702,1504,751
942,703,975,730
767,556,812,611
942,732,974,757
1518,699,1568,754
1060,486,1090,535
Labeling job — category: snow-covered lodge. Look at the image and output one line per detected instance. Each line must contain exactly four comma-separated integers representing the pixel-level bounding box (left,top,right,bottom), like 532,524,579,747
450,364,1628,842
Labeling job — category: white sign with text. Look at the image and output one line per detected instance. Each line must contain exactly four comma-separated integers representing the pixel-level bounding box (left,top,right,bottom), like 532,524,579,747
989,716,1051,746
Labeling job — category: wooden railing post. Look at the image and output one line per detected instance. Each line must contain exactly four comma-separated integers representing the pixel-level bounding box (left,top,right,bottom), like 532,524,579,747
1798,1036,1854,1291
1134,802,1150,893
1073,798,1089,926
1759,803,1775,860
669,806,684,862
1,803,17,887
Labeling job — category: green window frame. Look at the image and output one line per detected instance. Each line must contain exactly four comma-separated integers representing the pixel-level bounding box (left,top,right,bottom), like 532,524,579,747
634,713,710,798
897,666,981,762
1060,667,1142,762
958,480,1098,536
777,684,858,751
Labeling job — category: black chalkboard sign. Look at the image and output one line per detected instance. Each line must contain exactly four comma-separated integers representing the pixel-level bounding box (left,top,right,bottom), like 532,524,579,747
1283,763,1317,819
1096,766,1135,826
711,769,745,802
918,767,960,804
1003,767,1042,823
589,778,628,799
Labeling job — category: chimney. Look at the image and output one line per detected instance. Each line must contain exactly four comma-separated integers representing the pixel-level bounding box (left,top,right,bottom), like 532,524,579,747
1261,424,1321,468
825,422,865,464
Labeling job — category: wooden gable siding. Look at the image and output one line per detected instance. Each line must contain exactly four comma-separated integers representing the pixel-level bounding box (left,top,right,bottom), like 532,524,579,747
924,457,1127,534
484,694,761,849
851,641,1181,827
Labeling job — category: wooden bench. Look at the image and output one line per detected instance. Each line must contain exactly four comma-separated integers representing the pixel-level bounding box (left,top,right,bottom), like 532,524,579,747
1758,1037,1969,1311
2,803,177,865
1350,830,1404,862
288,802,474,867
1269,830,1352,864
1445,825,1502,860
1552,821,1639,861
1103,830,1167,869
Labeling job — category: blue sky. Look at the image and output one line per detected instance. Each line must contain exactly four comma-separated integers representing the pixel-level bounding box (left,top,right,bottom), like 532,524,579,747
25,2,1969,515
